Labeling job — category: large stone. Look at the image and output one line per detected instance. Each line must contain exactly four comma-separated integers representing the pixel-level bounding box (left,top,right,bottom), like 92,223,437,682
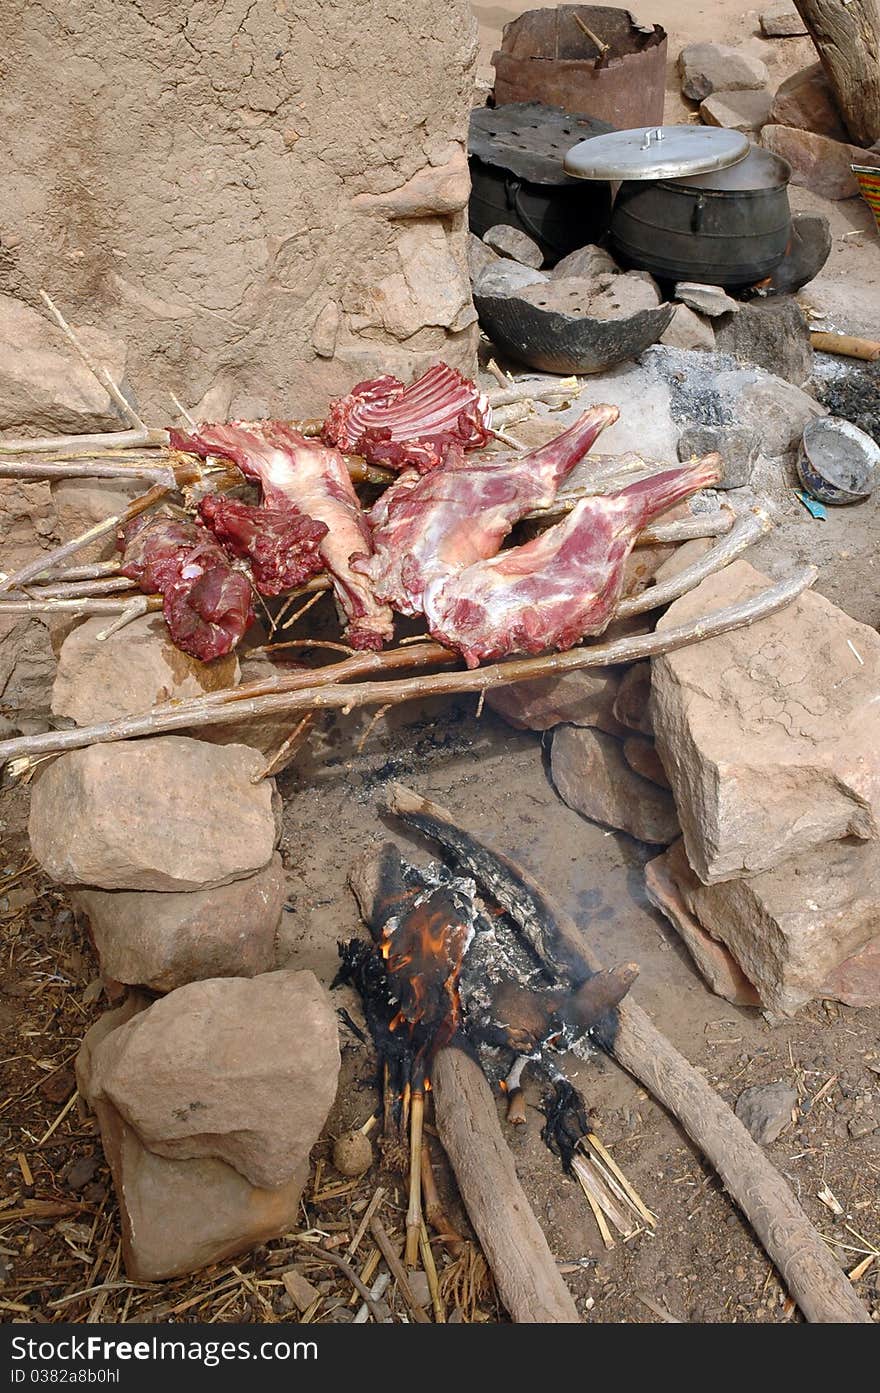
3,4,480,417
28,737,279,891
645,846,761,1007
468,232,501,285
483,224,543,268
760,124,878,200
612,662,653,735
761,3,808,37
87,970,340,1190
700,89,773,134
822,936,880,1009
769,64,847,142
665,832,880,1016
713,297,813,386
551,725,679,844
660,304,715,352
474,260,548,297
550,245,618,280
76,999,309,1281
622,735,670,789
0,480,61,714
674,283,740,318
652,561,880,883
486,669,622,735
50,478,146,564
735,1083,797,1144
71,854,285,992
52,615,240,727
678,44,769,102
0,293,131,434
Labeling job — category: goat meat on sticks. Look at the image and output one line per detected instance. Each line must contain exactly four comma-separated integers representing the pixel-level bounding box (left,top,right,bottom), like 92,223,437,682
119,514,254,662
425,454,723,667
197,494,327,597
359,403,619,616
170,421,394,650
322,362,492,473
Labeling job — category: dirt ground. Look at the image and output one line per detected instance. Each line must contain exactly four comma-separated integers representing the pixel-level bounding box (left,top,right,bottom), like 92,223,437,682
1,0,879,1327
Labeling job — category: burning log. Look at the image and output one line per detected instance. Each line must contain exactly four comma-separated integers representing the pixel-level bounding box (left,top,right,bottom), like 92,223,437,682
385,785,872,1326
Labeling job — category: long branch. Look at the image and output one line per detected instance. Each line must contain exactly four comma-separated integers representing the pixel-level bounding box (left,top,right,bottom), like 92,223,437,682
0,568,816,770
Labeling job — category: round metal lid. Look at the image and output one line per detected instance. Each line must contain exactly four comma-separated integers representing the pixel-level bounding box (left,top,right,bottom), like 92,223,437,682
563,125,750,181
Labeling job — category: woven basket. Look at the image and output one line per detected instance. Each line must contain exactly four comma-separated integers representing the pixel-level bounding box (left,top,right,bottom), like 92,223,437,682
852,164,880,233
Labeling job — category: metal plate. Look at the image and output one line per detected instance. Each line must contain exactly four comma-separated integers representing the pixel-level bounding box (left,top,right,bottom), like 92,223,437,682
469,102,613,187
563,125,750,181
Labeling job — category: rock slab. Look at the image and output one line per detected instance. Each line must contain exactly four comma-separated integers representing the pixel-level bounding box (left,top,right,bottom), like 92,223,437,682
678,44,769,102
769,63,847,142
71,854,285,992
29,737,279,892
52,615,240,727
653,561,880,883
87,970,340,1190
761,3,807,37
487,669,622,734
483,224,543,268
700,89,773,134
551,725,679,844
760,124,878,200
713,297,813,386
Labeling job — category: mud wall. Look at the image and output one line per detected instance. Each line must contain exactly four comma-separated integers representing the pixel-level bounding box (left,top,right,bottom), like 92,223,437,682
0,0,479,422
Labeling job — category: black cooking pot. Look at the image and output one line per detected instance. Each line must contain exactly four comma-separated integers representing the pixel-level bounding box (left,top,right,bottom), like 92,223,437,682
469,103,613,266
610,146,792,288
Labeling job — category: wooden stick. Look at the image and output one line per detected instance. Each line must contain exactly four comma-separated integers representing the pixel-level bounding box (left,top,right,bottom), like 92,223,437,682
0,569,817,769
405,1088,425,1267
22,576,138,599
486,381,580,409
0,428,168,455
39,291,146,431
637,511,734,545
390,788,871,1325
95,598,152,640
420,1138,465,1254
0,595,161,617
616,510,771,619
0,459,173,483
432,1047,581,1322
809,331,880,362
0,483,169,594
368,1217,431,1323
292,1239,386,1322
419,1221,445,1322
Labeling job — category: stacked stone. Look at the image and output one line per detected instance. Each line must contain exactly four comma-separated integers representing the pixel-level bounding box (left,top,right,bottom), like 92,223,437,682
646,561,880,1018
27,613,341,1277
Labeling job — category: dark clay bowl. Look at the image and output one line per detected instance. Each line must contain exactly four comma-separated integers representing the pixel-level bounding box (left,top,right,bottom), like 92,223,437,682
473,293,674,374
796,416,879,505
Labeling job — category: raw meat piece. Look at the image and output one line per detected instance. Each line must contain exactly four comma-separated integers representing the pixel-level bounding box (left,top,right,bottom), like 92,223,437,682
170,421,394,650
322,363,492,472
120,514,254,662
198,494,327,597
425,455,723,667
360,404,619,616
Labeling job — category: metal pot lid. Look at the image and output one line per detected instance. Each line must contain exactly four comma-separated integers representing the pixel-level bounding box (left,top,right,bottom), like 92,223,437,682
470,102,614,186
564,125,750,181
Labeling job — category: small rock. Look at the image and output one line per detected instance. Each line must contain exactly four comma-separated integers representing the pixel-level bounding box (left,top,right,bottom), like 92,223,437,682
468,232,500,284
69,853,285,992
713,297,812,386
760,124,879,200
700,89,773,134
483,224,544,268
645,844,761,1006
622,735,670,789
64,1154,100,1191
760,2,807,37
653,560,880,884
487,669,622,734
551,244,619,280
0,293,133,434
551,725,680,844
29,737,279,892
769,64,847,142
473,260,548,297
87,970,340,1190
677,424,759,489
612,662,653,734
675,282,740,318
408,1270,431,1310
678,43,769,102
660,304,715,352
51,615,240,727
735,1083,797,1144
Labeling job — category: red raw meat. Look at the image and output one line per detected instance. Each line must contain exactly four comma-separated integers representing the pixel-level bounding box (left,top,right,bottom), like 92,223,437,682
198,494,327,597
360,404,619,616
322,363,492,472
120,514,254,662
424,455,723,667
171,421,394,650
